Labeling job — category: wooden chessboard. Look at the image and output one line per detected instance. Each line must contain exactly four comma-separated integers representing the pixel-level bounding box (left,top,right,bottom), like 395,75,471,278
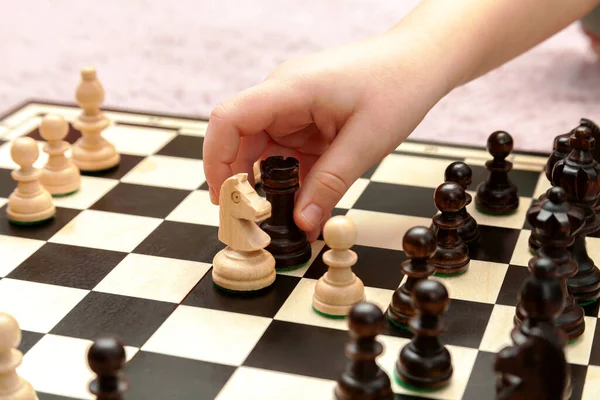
0,100,598,399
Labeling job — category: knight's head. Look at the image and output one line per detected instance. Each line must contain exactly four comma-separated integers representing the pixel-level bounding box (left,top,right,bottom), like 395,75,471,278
220,173,271,221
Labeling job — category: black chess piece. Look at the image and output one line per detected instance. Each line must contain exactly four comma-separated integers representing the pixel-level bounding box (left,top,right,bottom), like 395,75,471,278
511,256,567,347
580,117,600,163
475,131,519,215
394,279,453,390
334,301,393,400
444,161,480,248
495,326,571,400
259,156,312,271
87,335,128,400
519,186,586,341
386,226,436,328
552,125,600,304
430,181,469,276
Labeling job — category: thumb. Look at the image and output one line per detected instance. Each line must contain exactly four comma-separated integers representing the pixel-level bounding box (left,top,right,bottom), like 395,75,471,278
294,113,386,236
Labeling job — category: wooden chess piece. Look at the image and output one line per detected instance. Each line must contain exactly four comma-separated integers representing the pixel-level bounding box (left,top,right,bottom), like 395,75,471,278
6,137,55,225
386,226,436,328
444,161,480,248
212,173,276,292
39,114,81,196
259,156,311,271
334,302,393,400
0,312,38,399
312,215,365,318
552,124,600,304
580,117,600,163
518,186,585,341
495,326,571,400
71,67,120,172
475,131,519,214
430,181,470,276
253,160,261,186
87,335,128,400
394,279,453,390
512,256,571,346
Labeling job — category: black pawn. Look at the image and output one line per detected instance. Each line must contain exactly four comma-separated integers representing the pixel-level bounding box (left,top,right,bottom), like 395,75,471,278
259,156,312,271
386,226,436,328
511,257,567,348
334,302,393,400
444,161,480,248
430,182,469,276
88,335,128,400
475,131,519,215
395,279,453,390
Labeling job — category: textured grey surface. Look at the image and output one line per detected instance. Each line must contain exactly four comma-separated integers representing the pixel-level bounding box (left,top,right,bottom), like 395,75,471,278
1,0,599,152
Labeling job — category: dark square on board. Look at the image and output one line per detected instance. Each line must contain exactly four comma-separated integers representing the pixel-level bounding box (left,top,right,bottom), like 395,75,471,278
37,393,80,400
353,182,437,219
469,225,522,264
7,242,126,290
18,330,44,355
27,122,82,144
495,264,530,307
305,244,407,290
182,270,300,318
133,220,224,264
50,291,176,348
80,154,145,180
0,206,80,241
0,168,15,198
156,135,204,160
243,320,349,381
462,351,497,400
590,318,600,367
90,182,190,219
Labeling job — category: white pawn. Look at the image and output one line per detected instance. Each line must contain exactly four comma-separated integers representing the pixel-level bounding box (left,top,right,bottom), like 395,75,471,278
312,215,366,318
7,137,55,225
0,313,38,399
39,114,81,196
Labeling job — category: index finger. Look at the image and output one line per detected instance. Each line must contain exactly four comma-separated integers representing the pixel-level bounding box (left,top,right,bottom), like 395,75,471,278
202,79,313,203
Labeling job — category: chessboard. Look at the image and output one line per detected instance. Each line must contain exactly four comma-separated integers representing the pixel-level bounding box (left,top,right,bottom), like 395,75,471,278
0,96,599,400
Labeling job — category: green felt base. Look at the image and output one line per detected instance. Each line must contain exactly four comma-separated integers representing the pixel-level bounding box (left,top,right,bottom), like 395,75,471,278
276,260,309,272
579,299,598,307
312,305,346,319
393,368,446,393
8,215,55,226
51,189,79,197
386,314,410,331
434,269,468,278
568,336,582,346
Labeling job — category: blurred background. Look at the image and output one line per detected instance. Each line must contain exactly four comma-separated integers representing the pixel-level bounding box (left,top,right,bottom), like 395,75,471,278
1,0,599,152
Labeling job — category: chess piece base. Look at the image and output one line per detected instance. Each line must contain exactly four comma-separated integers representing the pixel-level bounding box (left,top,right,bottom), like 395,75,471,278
385,305,411,329
394,343,452,390
71,140,120,172
212,247,276,292
0,379,39,400
475,182,519,215
312,274,365,318
7,190,55,224
40,164,81,196
334,371,394,400
260,225,312,271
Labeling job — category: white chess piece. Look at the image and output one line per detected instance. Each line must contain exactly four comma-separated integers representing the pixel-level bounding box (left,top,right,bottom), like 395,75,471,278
0,312,38,399
71,67,120,172
7,137,55,225
39,114,81,196
313,215,366,317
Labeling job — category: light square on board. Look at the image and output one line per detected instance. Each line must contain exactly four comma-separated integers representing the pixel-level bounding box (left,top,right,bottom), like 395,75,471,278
370,153,456,189
582,365,600,400
20,334,138,400
142,305,272,366
165,189,219,226
102,123,177,156
0,104,37,127
48,209,162,253
335,178,370,209
0,125,7,138
216,366,336,400
51,176,119,210
120,155,205,190
93,253,211,303
0,234,45,276
509,229,534,267
0,278,88,333
465,192,533,230
377,335,479,400
430,260,508,304
345,209,431,251
273,278,394,331
1,116,42,140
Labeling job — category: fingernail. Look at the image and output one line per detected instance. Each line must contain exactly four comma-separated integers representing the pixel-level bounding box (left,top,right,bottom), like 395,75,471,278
301,203,323,228
209,186,218,203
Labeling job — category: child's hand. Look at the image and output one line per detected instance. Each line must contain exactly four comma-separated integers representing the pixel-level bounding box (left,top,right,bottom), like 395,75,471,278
203,30,453,241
